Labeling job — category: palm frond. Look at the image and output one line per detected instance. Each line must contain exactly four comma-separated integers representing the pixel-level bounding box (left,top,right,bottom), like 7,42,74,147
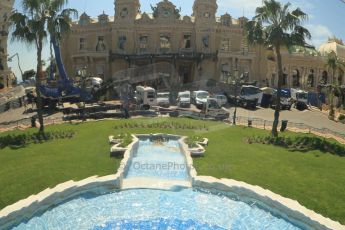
247,0,310,50
51,0,69,12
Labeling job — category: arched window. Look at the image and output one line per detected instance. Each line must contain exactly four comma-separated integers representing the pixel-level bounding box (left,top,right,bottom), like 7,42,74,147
321,71,328,84
0,58,5,70
338,69,344,85
292,69,300,87
307,69,314,87
118,36,127,50
271,73,276,86
283,74,288,86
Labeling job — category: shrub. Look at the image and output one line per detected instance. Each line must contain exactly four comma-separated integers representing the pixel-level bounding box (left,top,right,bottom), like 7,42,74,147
116,133,133,148
186,136,203,148
246,135,345,157
0,130,76,149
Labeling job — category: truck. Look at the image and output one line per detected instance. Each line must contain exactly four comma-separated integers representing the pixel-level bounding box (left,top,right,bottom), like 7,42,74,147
291,88,308,110
270,89,293,110
225,85,263,109
176,98,229,120
135,86,157,110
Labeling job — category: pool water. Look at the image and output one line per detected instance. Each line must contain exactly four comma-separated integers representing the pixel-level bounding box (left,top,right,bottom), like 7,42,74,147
125,139,189,181
13,188,301,230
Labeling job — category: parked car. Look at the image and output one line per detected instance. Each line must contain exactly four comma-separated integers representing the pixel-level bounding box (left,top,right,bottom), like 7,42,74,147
177,91,191,108
192,90,209,109
157,92,170,107
214,94,227,106
177,97,229,120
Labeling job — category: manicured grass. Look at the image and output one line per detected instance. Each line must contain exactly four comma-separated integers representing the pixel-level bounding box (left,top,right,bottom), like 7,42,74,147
0,118,345,224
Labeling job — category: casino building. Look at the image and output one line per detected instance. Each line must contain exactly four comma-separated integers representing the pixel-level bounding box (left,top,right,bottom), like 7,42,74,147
61,0,345,91
0,0,15,89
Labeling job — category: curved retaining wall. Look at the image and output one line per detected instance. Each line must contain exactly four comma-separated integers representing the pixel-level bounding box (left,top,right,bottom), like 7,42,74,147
193,176,344,230
0,134,344,230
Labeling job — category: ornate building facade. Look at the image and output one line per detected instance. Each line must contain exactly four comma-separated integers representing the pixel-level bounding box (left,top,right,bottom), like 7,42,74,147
61,0,345,91
0,0,15,89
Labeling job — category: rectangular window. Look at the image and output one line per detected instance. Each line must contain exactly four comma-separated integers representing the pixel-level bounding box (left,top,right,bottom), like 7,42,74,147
79,38,86,50
160,35,171,49
139,36,148,52
221,38,230,51
183,35,191,49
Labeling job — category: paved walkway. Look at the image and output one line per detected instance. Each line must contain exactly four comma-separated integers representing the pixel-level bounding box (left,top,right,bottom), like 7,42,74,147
0,107,62,124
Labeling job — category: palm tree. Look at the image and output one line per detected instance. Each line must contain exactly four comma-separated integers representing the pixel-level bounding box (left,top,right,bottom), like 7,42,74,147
47,2,78,83
245,0,311,137
325,51,345,120
9,0,77,134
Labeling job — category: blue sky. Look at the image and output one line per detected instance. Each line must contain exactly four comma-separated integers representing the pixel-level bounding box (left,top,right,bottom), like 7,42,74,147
7,0,345,81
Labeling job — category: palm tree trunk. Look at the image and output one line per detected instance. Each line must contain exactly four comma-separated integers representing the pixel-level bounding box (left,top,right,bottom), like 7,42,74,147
272,44,283,137
329,67,336,120
35,37,45,134
232,83,238,125
49,40,53,82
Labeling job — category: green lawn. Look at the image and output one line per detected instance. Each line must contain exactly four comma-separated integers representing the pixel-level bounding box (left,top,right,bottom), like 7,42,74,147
0,118,345,224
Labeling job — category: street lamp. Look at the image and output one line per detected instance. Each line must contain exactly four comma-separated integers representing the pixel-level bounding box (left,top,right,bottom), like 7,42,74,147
230,69,240,125
8,53,23,78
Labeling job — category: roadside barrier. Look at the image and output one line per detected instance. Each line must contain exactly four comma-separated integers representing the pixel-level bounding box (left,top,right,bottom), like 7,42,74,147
234,116,345,144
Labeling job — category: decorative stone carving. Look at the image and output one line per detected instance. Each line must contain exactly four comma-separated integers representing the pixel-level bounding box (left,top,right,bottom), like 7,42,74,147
96,36,106,52
151,0,180,19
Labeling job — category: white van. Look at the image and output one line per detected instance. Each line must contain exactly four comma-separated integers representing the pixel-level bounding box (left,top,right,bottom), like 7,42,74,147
177,91,191,108
192,90,210,109
135,86,157,110
157,92,170,107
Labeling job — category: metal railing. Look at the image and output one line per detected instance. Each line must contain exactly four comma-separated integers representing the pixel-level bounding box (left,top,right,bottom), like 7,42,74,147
234,115,345,144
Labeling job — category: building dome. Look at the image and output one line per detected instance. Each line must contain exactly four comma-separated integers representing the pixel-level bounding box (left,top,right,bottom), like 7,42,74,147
98,11,109,24
79,12,91,25
220,13,232,26
319,38,345,59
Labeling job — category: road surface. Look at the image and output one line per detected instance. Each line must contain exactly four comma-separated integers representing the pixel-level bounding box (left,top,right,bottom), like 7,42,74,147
226,106,345,134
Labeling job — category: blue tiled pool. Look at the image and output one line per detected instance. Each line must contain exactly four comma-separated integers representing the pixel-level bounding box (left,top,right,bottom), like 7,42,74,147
13,189,302,230
124,139,189,181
